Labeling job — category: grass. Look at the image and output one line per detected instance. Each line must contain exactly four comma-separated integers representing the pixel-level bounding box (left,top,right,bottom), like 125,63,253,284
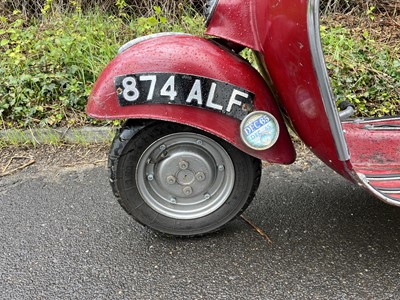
0,127,115,147
321,14,400,117
0,128,62,147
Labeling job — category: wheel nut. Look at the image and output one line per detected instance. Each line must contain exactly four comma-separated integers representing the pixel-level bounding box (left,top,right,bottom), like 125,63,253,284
159,144,166,151
195,172,206,181
166,175,176,185
179,160,189,170
182,186,193,196
147,174,154,181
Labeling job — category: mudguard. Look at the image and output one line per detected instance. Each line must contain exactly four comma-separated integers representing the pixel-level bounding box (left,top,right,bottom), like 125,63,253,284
87,34,295,163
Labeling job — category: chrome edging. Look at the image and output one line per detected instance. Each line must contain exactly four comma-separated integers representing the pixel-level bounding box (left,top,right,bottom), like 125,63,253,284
363,125,400,131
118,32,192,54
307,0,350,161
357,173,400,207
205,0,219,26
366,174,400,181
380,189,400,195
355,116,400,124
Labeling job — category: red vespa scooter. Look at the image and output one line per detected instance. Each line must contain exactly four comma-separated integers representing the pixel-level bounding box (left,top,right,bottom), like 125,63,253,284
86,0,400,236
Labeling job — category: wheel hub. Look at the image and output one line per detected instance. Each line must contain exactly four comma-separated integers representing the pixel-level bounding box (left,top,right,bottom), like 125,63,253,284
176,169,196,186
136,133,235,220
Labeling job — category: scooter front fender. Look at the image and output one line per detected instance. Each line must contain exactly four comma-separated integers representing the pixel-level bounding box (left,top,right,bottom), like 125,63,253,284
87,34,295,163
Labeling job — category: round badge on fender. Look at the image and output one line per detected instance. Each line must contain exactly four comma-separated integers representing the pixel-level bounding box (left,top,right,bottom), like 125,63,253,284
240,111,280,150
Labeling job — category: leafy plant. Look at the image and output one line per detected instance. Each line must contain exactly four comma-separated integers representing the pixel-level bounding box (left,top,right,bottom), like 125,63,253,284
321,23,399,117
134,6,168,36
0,10,128,127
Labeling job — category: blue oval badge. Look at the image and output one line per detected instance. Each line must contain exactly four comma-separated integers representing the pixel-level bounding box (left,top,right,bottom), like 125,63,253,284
240,111,280,150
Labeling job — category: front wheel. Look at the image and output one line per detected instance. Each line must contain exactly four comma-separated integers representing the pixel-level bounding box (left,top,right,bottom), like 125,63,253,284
109,121,261,236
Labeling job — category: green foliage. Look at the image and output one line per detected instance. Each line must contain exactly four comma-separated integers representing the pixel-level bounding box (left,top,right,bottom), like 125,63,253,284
321,24,400,117
134,6,169,36
132,5,205,36
0,10,127,127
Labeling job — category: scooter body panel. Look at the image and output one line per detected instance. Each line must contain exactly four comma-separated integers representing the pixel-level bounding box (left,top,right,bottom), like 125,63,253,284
207,0,352,179
261,0,351,178
206,0,266,51
87,34,296,163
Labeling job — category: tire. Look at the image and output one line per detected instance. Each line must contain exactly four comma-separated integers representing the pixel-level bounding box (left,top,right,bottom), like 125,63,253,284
109,121,261,236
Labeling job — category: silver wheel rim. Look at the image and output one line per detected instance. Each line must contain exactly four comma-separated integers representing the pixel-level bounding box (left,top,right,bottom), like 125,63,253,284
136,132,235,220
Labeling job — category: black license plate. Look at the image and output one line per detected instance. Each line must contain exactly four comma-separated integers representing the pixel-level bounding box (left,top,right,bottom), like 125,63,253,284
115,73,254,120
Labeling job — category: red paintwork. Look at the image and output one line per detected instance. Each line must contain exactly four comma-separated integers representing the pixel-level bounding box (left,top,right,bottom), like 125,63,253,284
206,0,264,51
369,181,400,190
206,0,351,178
343,119,400,170
262,1,352,178
87,35,296,164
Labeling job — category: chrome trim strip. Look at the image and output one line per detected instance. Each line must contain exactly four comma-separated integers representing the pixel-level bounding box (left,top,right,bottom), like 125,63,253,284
357,173,400,206
118,32,192,54
363,125,400,131
354,117,400,124
380,189,400,195
366,175,400,181
205,0,219,26
307,0,350,161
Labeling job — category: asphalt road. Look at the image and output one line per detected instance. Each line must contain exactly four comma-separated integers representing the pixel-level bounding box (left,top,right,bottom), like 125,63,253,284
1,152,400,299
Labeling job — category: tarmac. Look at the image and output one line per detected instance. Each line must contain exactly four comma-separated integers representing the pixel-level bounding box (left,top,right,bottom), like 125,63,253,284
2,126,400,299
1,143,400,299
